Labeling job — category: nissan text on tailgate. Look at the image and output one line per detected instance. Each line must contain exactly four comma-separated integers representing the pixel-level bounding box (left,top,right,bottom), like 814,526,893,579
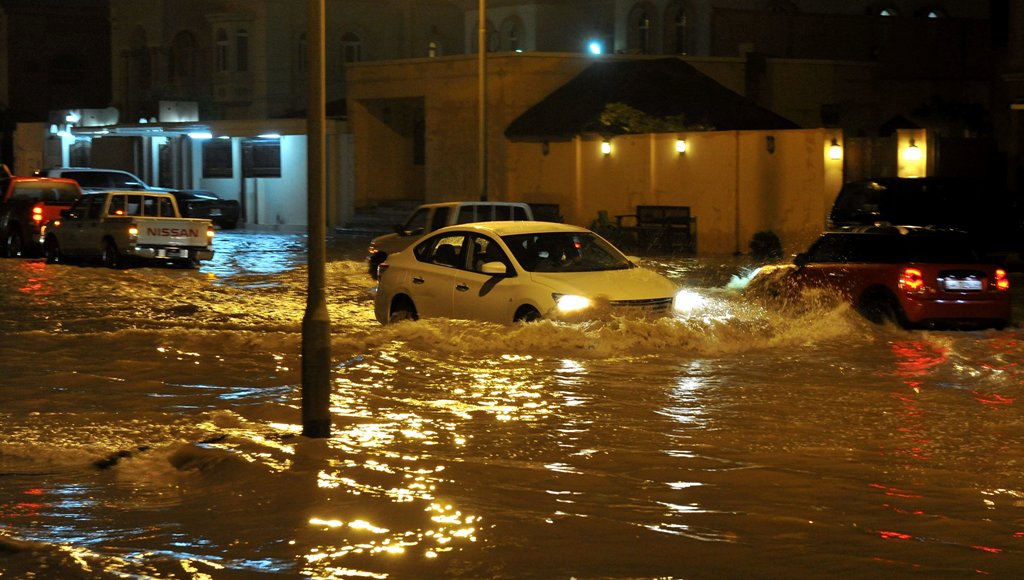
41,191,215,268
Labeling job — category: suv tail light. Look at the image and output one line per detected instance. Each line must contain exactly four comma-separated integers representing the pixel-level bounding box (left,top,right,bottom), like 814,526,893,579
32,204,44,223
995,268,1010,291
899,267,924,291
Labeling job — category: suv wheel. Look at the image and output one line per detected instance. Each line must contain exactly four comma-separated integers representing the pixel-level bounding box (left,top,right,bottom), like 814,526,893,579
44,237,62,263
4,230,23,258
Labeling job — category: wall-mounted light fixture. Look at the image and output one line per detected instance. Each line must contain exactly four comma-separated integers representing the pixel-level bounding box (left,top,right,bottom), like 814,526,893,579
828,138,842,160
904,138,922,161
601,140,611,156
675,138,687,154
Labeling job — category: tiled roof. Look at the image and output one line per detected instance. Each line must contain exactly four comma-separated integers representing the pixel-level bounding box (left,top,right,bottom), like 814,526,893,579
505,57,799,142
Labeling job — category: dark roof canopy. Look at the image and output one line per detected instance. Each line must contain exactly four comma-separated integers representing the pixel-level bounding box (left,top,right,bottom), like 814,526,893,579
505,58,799,142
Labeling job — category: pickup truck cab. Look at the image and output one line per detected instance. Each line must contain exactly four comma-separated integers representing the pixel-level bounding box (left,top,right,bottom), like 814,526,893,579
366,201,534,278
42,191,215,268
0,174,82,257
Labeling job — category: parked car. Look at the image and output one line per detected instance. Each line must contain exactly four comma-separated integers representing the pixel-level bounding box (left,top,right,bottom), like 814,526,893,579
746,225,1011,329
366,201,534,279
35,167,154,192
828,177,1021,256
171,190,240,229
374,221,684,324
42,191,215,268
1,173,82,257
37,168,241,230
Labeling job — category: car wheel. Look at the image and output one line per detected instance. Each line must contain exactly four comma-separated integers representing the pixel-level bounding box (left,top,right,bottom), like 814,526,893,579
102,240,121,269
4,230,23,258
858,290,907,328
44,236,62,264
388,297,418,323
514,305,541,323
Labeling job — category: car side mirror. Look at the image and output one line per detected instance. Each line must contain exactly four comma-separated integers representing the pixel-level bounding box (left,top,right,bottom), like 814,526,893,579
481,262,507,276
793,252,809,268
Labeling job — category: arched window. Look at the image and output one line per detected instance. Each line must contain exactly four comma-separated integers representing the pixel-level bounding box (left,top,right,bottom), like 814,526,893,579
664,2,690,55
341,32,362,64
499,16,523,52
470,20,498,53
215,29,229,72
627,4,655,54
170,31,196,79
236,29,249,72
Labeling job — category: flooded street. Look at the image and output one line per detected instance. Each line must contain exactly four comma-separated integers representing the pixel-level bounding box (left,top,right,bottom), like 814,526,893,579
2,230,1024,578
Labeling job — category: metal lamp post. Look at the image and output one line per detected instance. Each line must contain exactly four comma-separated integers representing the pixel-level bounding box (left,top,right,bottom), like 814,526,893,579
478,0,488,201
302,0,332,438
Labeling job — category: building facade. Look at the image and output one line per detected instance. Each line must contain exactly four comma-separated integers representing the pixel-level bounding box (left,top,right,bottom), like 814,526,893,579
10,0,1022,239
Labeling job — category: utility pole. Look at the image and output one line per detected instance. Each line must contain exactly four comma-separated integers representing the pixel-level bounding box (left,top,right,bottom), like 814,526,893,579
478,0,488,201
301,0,331,438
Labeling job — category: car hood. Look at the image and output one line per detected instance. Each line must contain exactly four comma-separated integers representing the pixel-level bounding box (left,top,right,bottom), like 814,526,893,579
528,267,677,300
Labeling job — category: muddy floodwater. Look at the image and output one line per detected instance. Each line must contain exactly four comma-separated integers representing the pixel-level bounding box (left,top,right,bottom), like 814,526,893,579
1,231,1023,578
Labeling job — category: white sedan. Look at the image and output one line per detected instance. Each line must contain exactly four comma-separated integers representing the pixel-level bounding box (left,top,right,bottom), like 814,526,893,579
373,221,685,324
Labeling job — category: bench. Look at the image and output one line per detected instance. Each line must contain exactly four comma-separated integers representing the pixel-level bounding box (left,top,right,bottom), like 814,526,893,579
615,205,694,253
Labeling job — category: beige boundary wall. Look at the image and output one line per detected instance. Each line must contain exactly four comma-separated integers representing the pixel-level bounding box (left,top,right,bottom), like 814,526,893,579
506,128,844,256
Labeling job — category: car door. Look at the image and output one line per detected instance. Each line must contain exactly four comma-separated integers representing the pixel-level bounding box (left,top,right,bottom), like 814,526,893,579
792,233,859,298
403,233,467,319
452,234,523,323
61,195,105,255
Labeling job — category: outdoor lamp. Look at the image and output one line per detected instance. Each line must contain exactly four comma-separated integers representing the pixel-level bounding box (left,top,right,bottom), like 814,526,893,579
601,140,611,156
675,139,687,154
829,138,842,160
904,138,922,161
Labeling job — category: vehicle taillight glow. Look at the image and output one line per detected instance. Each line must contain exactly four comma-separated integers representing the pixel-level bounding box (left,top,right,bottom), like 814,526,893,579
128,224,139,236
995,268,1010,291
900,267,924,291
207,226,215,240
32,205,43,222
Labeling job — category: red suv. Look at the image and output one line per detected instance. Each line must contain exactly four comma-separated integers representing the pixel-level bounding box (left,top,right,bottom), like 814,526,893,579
750,226,1011,329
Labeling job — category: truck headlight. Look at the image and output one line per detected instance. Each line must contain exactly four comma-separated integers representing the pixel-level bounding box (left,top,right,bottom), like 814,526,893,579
554,294,591,313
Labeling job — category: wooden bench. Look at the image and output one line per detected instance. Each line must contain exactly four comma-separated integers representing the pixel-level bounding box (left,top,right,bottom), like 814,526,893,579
615,205,694,252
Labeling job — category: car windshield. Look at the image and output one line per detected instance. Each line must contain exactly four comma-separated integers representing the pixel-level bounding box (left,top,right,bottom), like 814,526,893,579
503,232,632,272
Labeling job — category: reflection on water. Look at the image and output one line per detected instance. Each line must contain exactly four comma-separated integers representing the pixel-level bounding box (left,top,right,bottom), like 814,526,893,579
1,238,1023,577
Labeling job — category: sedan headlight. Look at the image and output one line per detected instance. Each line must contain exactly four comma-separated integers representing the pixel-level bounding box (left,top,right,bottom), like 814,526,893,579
673,289,706,313
554,294,592,313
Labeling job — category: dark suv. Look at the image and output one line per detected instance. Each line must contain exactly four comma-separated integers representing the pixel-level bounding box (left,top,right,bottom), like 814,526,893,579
828,177,1021,255
749,225,1011,329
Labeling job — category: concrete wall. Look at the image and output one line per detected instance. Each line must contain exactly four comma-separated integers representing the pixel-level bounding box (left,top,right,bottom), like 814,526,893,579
507,128,843,255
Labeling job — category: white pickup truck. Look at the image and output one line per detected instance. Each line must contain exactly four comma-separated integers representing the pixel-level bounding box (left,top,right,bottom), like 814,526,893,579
41,191,215,268
366,201,534,278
